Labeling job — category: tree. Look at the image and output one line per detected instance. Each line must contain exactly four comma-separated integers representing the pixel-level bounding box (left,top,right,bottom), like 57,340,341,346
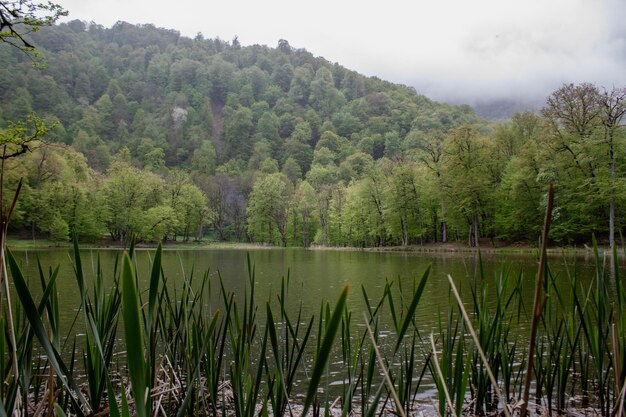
0,0,67,58
289,65,314,106
247,173,291,246
0,3,67,405
386,163,424,245
138,205,177,242
598,87,626,252
256,111,281,158
288,180,317,246
191,140,216,176
1,115,58,254
103,161,165,244
0,114,50,159
18,144,106,241
541,83,612,242
272,63,293,92
442,125,497,247
340,180,371,246
309,67,345,117
493,114,544,241
417,131,448,242
204,173,246,241
281,156,302,183
542,83,601,179
224,106,254,159
48,211,68,242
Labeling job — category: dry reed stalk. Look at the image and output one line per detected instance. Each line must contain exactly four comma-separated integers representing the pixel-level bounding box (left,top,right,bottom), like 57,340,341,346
363,312,407,417
613,322,623,408
430,333,458,417
521,183,554,417
613,377,626,417
446,274,512,417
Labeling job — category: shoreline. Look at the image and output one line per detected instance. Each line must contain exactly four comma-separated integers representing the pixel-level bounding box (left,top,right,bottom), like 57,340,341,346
5,236,608,256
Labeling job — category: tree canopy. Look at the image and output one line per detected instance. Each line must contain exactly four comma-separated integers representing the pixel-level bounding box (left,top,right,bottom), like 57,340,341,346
0,21,623,246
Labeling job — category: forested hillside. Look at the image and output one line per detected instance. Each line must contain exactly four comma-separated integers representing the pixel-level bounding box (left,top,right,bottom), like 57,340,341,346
1,21,624,246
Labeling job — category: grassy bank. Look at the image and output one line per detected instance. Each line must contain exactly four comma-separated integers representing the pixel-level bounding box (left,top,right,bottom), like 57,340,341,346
5,235,606,256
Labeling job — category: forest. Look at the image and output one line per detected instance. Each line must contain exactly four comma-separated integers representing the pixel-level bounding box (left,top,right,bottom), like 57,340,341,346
1,20,625,247
5,8,626,417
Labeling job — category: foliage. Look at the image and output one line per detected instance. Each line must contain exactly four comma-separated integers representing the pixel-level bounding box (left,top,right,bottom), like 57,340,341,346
0,0,67,60
0,20,624,246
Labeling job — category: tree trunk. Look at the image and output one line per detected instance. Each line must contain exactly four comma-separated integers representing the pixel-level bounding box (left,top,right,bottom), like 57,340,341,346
196,223,203,241
400,217,407,246
609,141,616,281
441,199,448,243
292,211,298,246
468,207,479,247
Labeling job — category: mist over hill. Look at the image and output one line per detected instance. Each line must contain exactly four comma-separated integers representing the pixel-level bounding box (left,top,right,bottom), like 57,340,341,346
469,98,543,121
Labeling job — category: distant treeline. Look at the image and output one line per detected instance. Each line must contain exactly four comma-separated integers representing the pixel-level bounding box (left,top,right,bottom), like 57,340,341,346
0,21,624,245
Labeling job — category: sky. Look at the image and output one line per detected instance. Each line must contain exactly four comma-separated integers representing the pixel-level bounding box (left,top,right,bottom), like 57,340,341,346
54,0,626,106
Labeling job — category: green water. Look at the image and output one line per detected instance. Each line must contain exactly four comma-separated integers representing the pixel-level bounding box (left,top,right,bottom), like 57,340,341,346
7,247,605,403
9,247,598,336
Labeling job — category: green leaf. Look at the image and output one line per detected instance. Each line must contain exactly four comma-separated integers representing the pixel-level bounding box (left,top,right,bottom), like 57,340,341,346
54,404,67,417
7,248,88,416
147,243,162,330
106,371,121,417
121,252,149,417
394,265,430,353
302,285,349,417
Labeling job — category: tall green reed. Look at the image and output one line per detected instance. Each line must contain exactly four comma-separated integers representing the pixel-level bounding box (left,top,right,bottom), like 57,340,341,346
4,230,626,417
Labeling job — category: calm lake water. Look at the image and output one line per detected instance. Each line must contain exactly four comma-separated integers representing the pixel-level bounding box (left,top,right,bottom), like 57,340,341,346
8,246,602,337
8,246,610,402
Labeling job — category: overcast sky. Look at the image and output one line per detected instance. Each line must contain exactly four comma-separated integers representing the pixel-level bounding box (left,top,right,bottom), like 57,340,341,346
55,0,626,105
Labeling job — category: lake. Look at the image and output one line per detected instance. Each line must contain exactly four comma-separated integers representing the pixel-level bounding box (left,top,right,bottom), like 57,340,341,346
9,247,599,333
7,246,606,407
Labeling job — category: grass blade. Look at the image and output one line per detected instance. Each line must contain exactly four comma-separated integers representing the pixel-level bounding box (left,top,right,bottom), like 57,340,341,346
394,265,430,354
447,273,511,417
6,248,88,416
302,285,349,417
120,252,149,417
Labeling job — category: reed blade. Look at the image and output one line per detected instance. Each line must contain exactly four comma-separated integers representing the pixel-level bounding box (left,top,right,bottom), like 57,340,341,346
302,285,349,417
120,252,149,417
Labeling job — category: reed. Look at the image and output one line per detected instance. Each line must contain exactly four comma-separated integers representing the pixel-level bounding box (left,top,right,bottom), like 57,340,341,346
2,233,626,417
429,310,469,417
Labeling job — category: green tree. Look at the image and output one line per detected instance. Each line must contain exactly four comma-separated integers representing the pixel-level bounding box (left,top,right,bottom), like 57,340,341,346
385,162,424,245
340,181,371,246
48,212,68,242
248,139,272,171
281,156,302,183
541,83,604,241
271,63,293,92
191,140,217,176
138,205,177,242
442,125,498,247
288,180,317,246
309,67,345,117
416,131,448,242
289,65,314,106
247,173,291,245
208,57,236,103
103,161,165,244
256,111,281,158
204,173,246,241
0,0,67,58
599,87,626,251
224,106,254,159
